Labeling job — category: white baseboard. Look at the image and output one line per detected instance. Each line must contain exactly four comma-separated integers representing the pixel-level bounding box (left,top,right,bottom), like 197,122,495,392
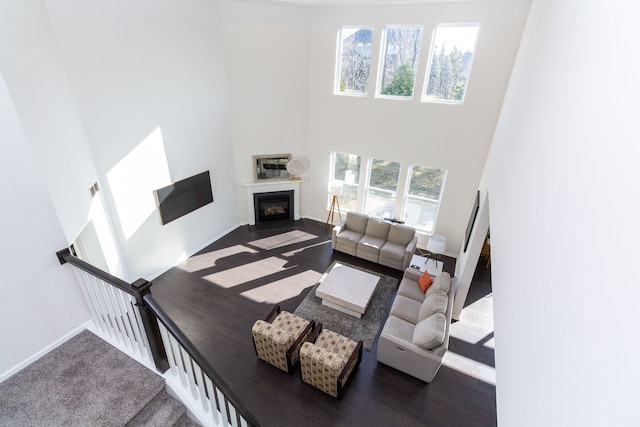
0,320,92,383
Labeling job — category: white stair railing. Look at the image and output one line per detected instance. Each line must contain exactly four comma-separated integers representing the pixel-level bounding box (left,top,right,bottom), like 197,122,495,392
57,248,259,427
73,269,154,370
158,322,249,427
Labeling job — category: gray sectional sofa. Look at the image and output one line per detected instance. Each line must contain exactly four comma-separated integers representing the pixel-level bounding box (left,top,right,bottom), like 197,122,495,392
377,267,454,383
331,212,417,271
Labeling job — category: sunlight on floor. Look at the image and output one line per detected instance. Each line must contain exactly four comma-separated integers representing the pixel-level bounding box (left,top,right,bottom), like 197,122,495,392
449,292,494,346
176,245,258,273
203,256,291,288
442,352,496,386
247,230,317,250
446,291,495,385
281,240,331,257
240,270,322,304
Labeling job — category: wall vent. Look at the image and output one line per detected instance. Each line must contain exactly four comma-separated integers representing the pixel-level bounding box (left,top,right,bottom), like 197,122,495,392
89,182,99,198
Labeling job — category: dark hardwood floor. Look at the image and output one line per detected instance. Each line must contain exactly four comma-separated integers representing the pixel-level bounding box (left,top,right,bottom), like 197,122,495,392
151,219,496,427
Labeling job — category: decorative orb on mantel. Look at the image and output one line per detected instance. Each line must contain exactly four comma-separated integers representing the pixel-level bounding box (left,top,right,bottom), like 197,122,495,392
286,158,305,181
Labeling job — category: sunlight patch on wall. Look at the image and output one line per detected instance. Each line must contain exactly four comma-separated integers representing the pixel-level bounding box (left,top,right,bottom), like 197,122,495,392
247,230,317,250
176,245,259,273
240,270,322,304
203,256,290,289
88,195,121,275
106,127,171,239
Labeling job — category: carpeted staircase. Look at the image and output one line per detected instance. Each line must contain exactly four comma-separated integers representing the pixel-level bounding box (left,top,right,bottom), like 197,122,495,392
0,330,199,427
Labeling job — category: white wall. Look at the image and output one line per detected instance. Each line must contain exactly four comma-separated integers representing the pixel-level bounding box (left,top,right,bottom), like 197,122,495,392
306,0,530,252
220,0,311,222
0,0,100,245
44,0,239,280
0,74,90,378
490,0,640,425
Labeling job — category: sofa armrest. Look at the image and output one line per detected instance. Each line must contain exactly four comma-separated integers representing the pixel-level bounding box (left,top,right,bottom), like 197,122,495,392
264,304,281,323
400,236,418,270
378,329,445,362
403,267,423,281
331,221,347,249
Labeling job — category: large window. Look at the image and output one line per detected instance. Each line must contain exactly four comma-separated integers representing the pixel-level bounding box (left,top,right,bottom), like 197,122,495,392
329,153,447,234
331,152,361,212
423,24,480,103
402,165,446,233
336,27,374,95
364,158,401,218
378,26,423,98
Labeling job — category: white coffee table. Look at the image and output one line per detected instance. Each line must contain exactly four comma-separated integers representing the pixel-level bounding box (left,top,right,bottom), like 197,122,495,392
315,263,379,318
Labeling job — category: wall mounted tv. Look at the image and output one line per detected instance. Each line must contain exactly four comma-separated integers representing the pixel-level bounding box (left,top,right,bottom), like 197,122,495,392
154,171,213,225
463,191,480,253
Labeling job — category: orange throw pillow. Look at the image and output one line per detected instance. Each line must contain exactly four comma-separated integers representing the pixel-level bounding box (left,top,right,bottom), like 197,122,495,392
418,271,433,293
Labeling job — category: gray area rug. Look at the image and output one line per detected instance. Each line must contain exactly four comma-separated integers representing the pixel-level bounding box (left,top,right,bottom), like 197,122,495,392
0,330,167,427
294,260,398,351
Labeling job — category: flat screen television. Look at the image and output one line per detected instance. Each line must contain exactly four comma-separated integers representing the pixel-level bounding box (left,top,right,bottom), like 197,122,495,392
154,171,213,225
463,191,480,253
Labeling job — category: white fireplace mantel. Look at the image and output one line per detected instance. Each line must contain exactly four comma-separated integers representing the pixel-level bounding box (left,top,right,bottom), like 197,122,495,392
243,180,302,225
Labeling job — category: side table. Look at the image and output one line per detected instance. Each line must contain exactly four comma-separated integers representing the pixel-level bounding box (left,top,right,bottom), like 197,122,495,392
410,254,443,277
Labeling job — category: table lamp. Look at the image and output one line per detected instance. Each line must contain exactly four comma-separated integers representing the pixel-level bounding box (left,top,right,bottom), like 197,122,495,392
426,234,446,268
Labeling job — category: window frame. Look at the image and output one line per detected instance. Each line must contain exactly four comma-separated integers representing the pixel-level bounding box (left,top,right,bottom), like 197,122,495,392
401,164,447,234
329,151,363,213
335,26,375,97
376,25,425,100
421,23,481,105
363,157,402,219
328,153,447,236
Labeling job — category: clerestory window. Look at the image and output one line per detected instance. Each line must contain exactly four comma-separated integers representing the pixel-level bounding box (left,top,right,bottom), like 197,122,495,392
423,24,480,104
377,26,424,99
336,27,374,95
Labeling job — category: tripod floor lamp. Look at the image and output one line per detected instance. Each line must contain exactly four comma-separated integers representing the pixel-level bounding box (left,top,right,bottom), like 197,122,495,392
326,183,343,231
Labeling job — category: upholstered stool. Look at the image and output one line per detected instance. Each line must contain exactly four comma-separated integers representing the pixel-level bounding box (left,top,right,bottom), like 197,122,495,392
299,326,363,399
252,305,315,373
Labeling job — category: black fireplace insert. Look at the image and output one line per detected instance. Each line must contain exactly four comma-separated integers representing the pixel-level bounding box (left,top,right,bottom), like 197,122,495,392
254,190,294,224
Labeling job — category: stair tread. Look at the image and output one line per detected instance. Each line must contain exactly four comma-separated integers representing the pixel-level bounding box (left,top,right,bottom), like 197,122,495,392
125,389,186,426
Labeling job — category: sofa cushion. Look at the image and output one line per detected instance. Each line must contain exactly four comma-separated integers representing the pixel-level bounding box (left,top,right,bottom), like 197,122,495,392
381,315,415,343
418,291,449,321
335,229,364,256
424,274,451,299
345,212,369,234
418,271,433,292
357,235,386,263
389,295,422,324
365,218,391,240
379,241,405,265
358,235,386,251
387,224,416,245
412,312,446,350
397,276,426,303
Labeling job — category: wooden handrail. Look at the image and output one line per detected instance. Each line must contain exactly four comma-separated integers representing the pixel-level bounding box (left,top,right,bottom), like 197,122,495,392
56,248,133,293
